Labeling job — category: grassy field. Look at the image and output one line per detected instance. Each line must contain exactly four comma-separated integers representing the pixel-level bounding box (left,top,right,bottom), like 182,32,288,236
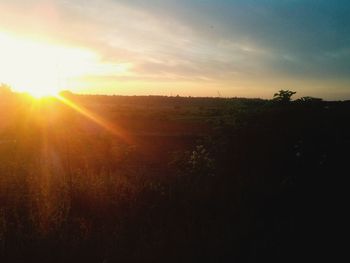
0,89,349,262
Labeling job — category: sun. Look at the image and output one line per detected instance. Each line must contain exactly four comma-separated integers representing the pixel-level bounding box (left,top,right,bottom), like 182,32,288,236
0,32,100,98
23,87,60,98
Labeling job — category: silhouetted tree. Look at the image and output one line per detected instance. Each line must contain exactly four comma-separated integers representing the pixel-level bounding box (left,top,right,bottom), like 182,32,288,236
273,90,296,103
296,96,323,103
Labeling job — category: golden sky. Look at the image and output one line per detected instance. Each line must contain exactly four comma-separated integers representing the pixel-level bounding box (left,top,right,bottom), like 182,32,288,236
0,0,349,99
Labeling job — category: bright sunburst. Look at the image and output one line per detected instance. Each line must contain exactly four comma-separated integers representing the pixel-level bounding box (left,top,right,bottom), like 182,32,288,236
0,32,100,98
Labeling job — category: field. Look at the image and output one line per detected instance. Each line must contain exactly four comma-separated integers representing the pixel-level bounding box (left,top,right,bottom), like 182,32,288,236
0,89,349,262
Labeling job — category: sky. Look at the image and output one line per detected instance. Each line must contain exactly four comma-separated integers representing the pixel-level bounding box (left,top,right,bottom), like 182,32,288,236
0,0,349,99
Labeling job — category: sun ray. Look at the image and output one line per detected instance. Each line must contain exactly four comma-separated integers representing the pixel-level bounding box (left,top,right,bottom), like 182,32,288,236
56,94,133,144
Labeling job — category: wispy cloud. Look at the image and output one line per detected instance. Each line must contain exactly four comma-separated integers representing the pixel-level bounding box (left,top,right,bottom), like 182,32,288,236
0,0,349,99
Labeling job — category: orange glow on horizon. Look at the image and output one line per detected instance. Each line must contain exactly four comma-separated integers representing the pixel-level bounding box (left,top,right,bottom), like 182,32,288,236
0,31,131,98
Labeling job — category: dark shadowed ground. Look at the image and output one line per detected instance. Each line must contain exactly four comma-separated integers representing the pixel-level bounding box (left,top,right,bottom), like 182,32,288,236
0,90,348,262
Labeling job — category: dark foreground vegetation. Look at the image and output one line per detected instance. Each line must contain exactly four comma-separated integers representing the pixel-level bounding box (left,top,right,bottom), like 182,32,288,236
0,87,349,262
